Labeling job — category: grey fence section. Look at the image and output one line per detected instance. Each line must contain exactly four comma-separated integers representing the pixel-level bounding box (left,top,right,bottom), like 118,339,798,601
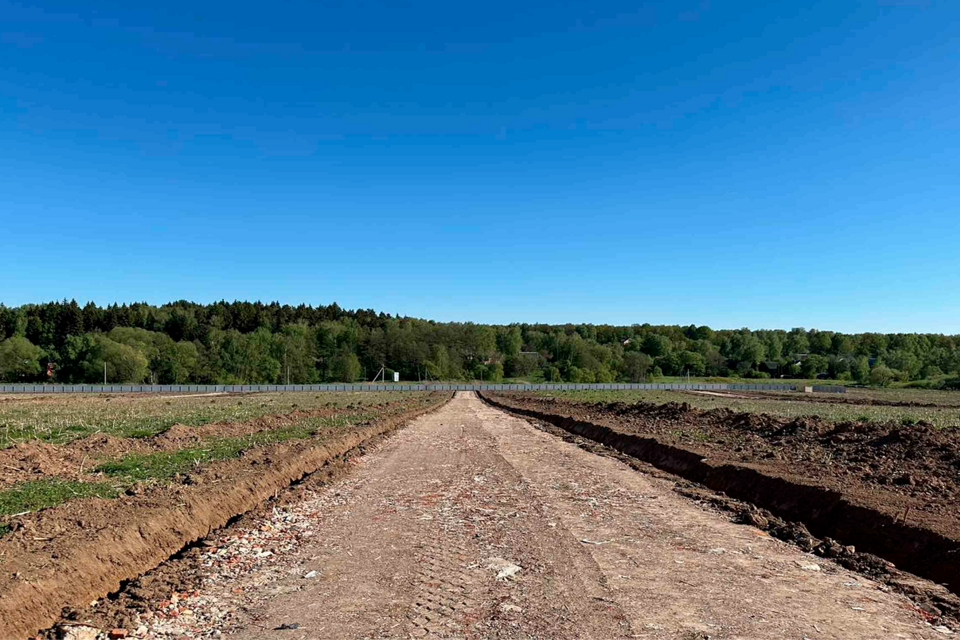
811,385,846,393
0,382,845,394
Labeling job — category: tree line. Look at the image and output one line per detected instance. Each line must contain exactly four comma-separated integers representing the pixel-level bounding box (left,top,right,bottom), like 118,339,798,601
0,300,958,387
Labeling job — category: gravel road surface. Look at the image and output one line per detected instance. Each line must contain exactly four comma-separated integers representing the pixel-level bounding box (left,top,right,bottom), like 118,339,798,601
172,392,944,639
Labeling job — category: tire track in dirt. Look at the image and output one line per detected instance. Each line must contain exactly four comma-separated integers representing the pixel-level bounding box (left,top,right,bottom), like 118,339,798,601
221,393,630,639
469,395,952,639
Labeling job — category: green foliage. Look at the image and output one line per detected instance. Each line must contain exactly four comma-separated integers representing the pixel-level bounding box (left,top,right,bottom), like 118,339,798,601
801,354,829,378
641,334,671,358
94,413,363,481
485,362,504,383
0,479,118,515
0,391,411,448
6,300,960,386
870,364,896,387
621,352,653,383
678,351,706,376
0,336,43,381
331,348,361,382
101,336,149,383
504,353,540,378
496,326,522,357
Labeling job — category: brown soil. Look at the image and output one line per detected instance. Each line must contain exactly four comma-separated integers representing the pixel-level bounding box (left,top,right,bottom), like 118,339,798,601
0,401,410,485
0,393,450,638
41,393,953,639
679,388,960,408
482,393,960,598
44,439,383,636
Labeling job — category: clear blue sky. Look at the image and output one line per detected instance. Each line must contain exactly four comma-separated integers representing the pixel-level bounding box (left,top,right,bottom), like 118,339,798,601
2,0,958,333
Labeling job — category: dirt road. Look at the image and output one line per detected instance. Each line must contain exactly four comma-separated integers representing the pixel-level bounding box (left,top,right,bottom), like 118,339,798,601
189,392,945,639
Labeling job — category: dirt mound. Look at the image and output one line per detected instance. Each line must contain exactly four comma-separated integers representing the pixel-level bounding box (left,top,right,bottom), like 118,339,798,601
679,389,960,409
0,404,375,486
0,433,141,484
72,432,137,457
0,442,90,484
148,416,296,449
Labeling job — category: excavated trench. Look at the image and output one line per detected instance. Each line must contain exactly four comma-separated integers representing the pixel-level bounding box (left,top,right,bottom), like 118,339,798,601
478,392,960,596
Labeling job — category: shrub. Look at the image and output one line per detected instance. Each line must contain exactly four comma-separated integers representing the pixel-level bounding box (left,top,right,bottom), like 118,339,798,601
870,364,895,387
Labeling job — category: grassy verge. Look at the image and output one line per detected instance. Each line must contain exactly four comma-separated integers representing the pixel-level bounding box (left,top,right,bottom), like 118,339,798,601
0,391,412,448
94,412,373,482
0,479,119,517
0,393,442,519
0,416,355,518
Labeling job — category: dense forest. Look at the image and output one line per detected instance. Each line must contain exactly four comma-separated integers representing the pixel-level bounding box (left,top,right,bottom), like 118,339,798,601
0,300,959,387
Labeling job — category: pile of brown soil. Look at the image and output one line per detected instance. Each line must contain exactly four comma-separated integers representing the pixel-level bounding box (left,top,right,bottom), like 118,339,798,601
0,402,405,485
677,388,960,408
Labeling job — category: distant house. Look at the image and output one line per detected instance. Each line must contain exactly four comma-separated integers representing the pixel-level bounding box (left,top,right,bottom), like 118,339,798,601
760,361,783,377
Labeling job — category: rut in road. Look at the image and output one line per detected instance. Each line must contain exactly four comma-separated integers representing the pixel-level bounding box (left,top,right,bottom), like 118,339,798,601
212,392,941,638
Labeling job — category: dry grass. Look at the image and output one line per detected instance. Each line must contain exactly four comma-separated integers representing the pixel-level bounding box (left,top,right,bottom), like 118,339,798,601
0,391,419,448
0,391,443,520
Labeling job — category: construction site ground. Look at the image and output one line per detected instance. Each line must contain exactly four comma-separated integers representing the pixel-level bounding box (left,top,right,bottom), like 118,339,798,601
58,392,954,639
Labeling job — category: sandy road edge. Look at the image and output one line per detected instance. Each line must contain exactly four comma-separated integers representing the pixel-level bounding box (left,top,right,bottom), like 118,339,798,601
477,392,960,601
3,393,454,639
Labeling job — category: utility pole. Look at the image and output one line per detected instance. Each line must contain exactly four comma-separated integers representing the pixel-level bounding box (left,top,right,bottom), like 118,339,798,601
103,361,107,385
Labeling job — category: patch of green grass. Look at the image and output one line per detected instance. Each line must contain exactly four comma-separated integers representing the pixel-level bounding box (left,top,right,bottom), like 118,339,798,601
0,479,119,516
94,411,376,482
0,522,12,537
0,391,421,448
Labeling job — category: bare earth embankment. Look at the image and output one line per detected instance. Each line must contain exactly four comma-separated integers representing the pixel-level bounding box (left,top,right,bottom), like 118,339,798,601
0,391,450,638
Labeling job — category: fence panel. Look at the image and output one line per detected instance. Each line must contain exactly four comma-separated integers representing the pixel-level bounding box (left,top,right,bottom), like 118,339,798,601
0,382,847,394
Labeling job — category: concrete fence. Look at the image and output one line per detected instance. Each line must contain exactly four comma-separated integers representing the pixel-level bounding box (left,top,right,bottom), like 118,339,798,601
0,383,846,394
